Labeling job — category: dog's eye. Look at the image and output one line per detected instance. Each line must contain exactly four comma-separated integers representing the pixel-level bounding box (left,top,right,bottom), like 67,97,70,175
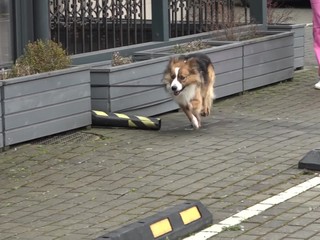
180,76,186,81
171,74,175,79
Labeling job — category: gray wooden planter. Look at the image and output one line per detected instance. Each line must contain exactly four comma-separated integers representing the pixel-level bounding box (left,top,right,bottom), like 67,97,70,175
243,31,294,91
135,41,244,99
0,82,3,149
89,27,294,118
90,56,179,117
268,24,305,70
2,66,92,146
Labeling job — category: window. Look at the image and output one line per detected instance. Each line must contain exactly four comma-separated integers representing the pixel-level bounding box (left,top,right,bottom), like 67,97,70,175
0,0,13,68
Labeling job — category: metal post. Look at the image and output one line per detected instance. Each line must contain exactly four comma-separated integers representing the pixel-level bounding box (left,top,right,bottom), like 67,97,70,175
13,0,34,58
33,0,51,40
151,0,169,42
248,0,267,27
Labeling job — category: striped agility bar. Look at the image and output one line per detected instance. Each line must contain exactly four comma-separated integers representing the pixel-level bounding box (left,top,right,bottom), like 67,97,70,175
92,110,161,130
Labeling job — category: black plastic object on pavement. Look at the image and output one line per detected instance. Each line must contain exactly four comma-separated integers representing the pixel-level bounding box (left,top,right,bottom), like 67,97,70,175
96,200,213,240
298,149,320,171
92,110,161,130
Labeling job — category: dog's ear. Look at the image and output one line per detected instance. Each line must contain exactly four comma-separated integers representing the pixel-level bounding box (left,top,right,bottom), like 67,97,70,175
170,55,188,64
169,56,179,64
186,57,198,69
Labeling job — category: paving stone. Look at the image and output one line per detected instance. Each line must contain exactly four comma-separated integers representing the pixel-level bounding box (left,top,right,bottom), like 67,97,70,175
1,18,320,240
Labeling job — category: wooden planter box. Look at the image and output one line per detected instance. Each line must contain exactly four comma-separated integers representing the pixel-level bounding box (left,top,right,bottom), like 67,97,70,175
243,31,294,91
268,24,305,70
135,41,244,99
0,82,3,149
89,28,294,118
2,66,92,146
90,56,179,117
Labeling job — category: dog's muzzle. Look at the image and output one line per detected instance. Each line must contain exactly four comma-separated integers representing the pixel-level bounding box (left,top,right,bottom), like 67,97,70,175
171,85,185,96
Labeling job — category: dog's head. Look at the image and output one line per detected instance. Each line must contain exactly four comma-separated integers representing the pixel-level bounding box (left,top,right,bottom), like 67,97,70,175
163,56,200,96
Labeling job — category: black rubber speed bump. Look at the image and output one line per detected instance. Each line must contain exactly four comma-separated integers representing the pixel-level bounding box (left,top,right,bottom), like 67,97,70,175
298,149,320,171
96,201,213,240
92,110,161,130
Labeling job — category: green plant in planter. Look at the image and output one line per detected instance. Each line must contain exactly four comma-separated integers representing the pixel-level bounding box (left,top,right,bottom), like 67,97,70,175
7,39,71,78
173,40,211,54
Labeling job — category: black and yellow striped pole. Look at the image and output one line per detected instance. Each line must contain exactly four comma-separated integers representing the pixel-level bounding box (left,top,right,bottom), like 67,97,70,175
92,110,161,130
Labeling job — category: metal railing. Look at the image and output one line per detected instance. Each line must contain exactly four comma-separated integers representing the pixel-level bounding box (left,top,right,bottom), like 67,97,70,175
169,0,235,38
49,0,239,55
50,0,150,54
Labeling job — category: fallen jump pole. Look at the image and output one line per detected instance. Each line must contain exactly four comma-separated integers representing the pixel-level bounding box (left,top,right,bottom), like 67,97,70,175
92,110,161,130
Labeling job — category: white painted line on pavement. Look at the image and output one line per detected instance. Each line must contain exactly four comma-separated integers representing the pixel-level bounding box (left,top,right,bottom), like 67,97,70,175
184,175,320,240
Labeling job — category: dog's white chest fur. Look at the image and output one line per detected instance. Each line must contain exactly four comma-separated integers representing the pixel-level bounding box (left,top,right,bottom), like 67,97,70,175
173,84,196,106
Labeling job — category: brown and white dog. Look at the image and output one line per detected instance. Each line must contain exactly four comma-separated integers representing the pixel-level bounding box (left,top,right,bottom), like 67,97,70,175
163,53,215,129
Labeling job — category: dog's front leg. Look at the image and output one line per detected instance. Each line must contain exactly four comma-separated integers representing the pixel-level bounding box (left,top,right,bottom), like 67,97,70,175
180,104,200,129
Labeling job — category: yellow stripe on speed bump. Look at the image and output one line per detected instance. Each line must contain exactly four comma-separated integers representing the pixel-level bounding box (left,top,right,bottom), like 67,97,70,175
115,113,130,119
93,110,108,116
150,218,173,238
180,206,201,225
128,120,138,128
92,110,161,130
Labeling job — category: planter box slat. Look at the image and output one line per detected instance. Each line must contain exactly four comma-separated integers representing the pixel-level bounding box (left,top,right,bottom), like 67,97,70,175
244,46,293,67
91,99,110,112
93,59,169,85
215,69,243,87
91,86,109,99
109,75,163,99
4,68,90,99
90,72,110,86
244,68,293,91
107,65,167,84
5,98,91,130
295,36,304,47
110,87,170,112
5,112,91,146
4,83,90,114
294,46,304,59
215,81,243,99
0,83,3,148
244,34,293,55
244,57,294,79
211,46,243,62
137,43,243,63
214,58,243,75
295,57,304,70
117,100,178,117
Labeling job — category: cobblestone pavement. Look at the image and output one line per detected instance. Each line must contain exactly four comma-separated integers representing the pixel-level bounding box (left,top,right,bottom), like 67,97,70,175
2,9,320,240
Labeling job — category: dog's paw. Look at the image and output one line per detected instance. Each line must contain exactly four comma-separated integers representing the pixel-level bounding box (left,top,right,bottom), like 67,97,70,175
191,115,200,129
201,108,210,117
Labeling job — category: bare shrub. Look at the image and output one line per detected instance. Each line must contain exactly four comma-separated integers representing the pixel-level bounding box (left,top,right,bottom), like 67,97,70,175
111,52,133,66
173,40,211,54
267,0,293,24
